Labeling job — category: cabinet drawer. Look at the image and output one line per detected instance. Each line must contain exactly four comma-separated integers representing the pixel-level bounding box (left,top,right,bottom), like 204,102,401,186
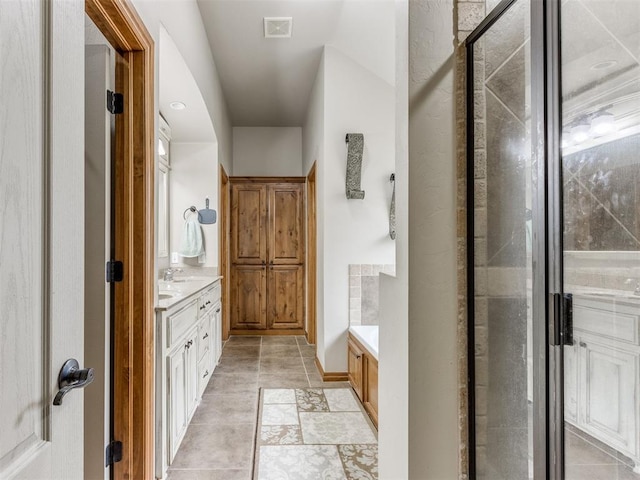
198,353,212,397
167,301,198,348
198,283,221,317
198,318,211,361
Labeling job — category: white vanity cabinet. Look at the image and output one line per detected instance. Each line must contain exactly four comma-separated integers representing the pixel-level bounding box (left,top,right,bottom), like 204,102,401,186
155,278,222,480
566,295,640,472
168,325,199,459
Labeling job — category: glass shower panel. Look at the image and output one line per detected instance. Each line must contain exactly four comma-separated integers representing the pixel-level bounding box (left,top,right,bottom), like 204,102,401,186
471,0,533,478
561,1,640,478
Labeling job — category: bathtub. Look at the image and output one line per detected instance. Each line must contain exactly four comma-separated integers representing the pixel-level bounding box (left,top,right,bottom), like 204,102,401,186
349,325,379,360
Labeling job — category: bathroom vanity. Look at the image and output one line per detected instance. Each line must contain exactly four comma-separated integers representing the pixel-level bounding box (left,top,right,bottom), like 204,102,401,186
565,291,640,472
155,276,222,479
347,327,379,428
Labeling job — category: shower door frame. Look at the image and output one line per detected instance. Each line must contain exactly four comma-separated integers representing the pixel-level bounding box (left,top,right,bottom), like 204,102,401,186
465,0,565,478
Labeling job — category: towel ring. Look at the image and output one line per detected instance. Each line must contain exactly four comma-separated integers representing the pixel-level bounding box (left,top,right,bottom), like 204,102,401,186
183,206,197,220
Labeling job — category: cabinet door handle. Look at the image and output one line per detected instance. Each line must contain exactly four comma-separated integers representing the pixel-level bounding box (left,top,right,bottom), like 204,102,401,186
215,308,221,313
206,300,211,305
356,355,361,359
185,340,193,349
202,333,209,340
203,370,209,378
579,341,587,348
200,304,206,310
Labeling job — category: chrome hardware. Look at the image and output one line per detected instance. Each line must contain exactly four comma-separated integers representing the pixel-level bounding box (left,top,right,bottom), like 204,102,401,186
163,267,182,282
53,359,94,406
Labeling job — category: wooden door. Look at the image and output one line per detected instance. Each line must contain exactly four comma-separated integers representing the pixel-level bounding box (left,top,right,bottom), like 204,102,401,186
230,183,268,330
230,179,305,332
231,265,267,330
267,184,305,329
268,265,305,329
0,1,86,478
231,183,267,265
269,184,304,265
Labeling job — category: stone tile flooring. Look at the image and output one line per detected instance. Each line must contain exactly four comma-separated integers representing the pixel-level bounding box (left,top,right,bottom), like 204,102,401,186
256,387,378,480
166,335,357,480
565,427,639,480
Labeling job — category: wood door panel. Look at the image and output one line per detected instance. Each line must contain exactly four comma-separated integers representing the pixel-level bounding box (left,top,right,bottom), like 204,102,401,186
269,184,304,265
231,184,267,264
231,266,267,330
268,265,304,329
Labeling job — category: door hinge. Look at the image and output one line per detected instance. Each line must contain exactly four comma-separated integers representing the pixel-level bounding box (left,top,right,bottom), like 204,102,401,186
105,440,122,466
107,90,124,114
106,260,124,283
550,292,573,346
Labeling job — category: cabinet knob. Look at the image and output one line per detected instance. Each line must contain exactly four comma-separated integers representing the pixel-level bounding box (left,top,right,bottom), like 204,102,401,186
579,341,587,348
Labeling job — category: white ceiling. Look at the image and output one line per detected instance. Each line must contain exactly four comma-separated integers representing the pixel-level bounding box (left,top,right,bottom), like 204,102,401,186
159,25,217,143
196,0,396,126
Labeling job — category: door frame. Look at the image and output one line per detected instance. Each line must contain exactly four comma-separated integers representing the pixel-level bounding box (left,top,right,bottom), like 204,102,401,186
465,0,552,478
85,1,155,479
219,164,230,340
306,163,317,345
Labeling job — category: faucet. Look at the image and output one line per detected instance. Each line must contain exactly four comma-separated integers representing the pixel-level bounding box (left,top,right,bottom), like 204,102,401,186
163,268,182,282
625,278,640,296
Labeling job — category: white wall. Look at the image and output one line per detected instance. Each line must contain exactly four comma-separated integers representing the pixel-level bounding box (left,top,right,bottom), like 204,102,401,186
169,143,219,268
303,52,326,359
233,127,302,176
131,0,232,172
378,1,409,477
303,46,396,372
407,0,460,477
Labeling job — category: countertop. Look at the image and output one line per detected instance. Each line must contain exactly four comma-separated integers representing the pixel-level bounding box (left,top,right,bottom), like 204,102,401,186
155,275,222,312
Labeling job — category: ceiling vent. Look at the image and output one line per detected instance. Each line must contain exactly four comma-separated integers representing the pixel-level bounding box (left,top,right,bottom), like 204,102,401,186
264,17,293,38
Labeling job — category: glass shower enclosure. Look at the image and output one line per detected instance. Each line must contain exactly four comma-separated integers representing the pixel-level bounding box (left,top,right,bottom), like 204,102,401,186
466,0,640,479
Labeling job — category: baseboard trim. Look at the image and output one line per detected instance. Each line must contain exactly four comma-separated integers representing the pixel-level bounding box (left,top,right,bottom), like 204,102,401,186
228,329,305,336
315,356,348,382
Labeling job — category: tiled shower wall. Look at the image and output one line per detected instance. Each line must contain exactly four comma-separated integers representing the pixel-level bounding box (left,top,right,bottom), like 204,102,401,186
348,264,396,326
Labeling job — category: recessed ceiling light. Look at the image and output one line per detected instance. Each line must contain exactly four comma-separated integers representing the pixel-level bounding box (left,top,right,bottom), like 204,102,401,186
170,101,186,110
590,60,618,71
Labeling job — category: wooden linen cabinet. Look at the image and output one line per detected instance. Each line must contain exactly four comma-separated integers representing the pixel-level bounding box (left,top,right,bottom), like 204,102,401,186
230,178,305,333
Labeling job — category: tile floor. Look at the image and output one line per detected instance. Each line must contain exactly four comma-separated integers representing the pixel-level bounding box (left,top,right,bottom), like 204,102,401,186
166,335,355,480
565,427,639,480
256,387,378,480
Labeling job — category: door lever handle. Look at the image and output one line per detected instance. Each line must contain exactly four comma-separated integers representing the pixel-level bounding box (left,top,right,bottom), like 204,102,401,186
53,358,94,406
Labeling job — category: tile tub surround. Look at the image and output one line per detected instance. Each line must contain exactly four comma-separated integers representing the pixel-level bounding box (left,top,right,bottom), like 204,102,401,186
166,335,350,480
349,264,396,326
255,387,378,480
